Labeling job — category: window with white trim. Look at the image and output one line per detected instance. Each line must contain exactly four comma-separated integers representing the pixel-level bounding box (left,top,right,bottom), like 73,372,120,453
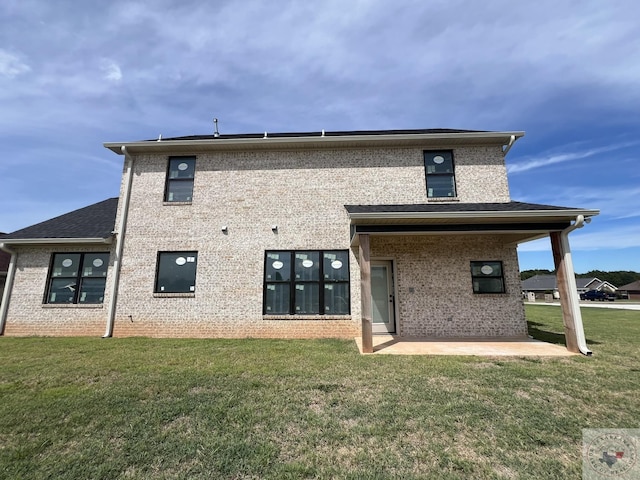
424,150,456,198
165,157,195,202
471,261,505,294
45,253,110,304
155,252,198,293
263,250,350,315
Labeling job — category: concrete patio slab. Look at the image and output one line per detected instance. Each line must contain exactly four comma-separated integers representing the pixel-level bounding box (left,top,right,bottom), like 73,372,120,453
355,335,577,356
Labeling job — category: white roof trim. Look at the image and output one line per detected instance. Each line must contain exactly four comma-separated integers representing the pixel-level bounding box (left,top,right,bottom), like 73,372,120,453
104,131,526,154
0,237,113,246
347,209,600,221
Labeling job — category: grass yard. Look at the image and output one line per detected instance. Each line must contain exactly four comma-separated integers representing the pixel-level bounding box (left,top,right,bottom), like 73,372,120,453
1,306,639,479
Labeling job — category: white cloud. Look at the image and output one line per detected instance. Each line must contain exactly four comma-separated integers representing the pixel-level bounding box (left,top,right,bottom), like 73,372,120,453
516,185,640,221
507,142,639,174
518,223,640,252
101,60,122,82
0,49,30,77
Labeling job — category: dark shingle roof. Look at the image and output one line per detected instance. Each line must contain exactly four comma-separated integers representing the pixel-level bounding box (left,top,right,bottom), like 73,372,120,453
344,201,582,214
521,275,558,290
522,275,601,291
619,280,640,291
3,198,118,240
148,128,489,142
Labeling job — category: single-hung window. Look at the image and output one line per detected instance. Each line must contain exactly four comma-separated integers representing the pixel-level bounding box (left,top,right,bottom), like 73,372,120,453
155,252,198,293
424,150,456,198
165,157,195,202
45,252,110,304
470,261,505,294
264,250,350,315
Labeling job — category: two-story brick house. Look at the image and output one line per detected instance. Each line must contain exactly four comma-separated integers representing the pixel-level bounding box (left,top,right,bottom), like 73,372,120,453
0,128,598,353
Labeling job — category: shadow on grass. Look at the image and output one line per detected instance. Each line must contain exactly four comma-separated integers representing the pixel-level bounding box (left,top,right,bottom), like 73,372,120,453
527,321,602,346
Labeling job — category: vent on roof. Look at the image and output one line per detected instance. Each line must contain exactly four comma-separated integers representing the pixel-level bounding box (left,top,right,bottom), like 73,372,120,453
213,118,220,138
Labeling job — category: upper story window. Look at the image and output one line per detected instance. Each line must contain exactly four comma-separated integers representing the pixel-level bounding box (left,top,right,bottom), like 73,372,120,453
470,261,505,294
424,150,456,198
45,253,110,304
155,252,198,293
263,250,350,315
165,157,195,202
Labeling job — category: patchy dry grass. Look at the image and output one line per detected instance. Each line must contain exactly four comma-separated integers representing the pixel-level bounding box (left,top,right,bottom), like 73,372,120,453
0,305,639,479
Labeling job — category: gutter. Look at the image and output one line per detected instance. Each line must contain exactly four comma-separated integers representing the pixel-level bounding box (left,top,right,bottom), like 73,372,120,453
0,243,17,335
104,131,526,154
503,135,518,156
104,146,134,338
560,215,592,356
0,238,113,245
347,209,600,222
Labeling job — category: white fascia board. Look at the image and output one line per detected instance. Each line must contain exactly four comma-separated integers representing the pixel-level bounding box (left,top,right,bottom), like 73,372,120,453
1,237,113,246
103,131,526,154
347,209,600,221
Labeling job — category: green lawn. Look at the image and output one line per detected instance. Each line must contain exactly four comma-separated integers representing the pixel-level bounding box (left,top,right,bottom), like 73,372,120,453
1,306,639,479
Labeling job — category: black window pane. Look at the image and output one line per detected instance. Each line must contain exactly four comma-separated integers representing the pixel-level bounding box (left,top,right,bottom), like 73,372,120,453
51,254,81,278
82,253,109,277
265,252,291,281
168,158,195,179
427,175,455,197
294,252,319,281
48,278,78,303
324,283,350,314
425,151,453,174
471,261,502,277
78,278,107,303
263,250,350,316
473,278,505,294
323,251,349,281
166,180,194,202
295,284,319,314
265,283,290,314
471,261,505,293
156,252,198,293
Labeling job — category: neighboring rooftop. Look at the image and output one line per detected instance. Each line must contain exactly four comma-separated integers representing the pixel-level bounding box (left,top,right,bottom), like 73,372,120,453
522,274,613,291
3,198,118,240
619,280,640,291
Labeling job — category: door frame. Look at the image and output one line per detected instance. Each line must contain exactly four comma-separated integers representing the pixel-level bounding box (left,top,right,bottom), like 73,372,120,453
370,257,398,334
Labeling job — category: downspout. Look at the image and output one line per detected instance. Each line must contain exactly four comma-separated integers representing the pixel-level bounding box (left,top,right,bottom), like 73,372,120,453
560,215,592,355
103,145,134,338
503,135,517,156
0,243,17,336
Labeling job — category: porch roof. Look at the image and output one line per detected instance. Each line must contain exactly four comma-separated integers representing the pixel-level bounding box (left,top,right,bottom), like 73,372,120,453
345,201,599,246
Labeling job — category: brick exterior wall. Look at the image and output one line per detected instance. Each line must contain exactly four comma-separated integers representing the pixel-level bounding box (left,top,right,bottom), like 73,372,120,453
371,235,527,337
3,143,525,338
3,245,116,337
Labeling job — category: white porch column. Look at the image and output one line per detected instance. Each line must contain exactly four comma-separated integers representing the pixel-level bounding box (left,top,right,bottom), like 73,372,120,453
358,234,373,353
550,231,591,355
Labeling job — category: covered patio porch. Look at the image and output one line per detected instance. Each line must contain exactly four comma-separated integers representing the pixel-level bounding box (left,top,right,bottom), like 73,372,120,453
346,201,599,355
354,335,576,356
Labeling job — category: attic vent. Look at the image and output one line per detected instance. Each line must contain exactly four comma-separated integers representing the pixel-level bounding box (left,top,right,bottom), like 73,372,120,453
213,118,220,137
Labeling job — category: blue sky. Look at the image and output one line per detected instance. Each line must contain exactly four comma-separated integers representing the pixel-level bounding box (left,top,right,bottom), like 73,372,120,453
1,0,638,274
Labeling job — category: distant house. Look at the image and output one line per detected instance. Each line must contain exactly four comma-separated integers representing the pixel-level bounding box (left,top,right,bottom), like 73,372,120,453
0,233,9,301
521,274,617,299
618,280,640,300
